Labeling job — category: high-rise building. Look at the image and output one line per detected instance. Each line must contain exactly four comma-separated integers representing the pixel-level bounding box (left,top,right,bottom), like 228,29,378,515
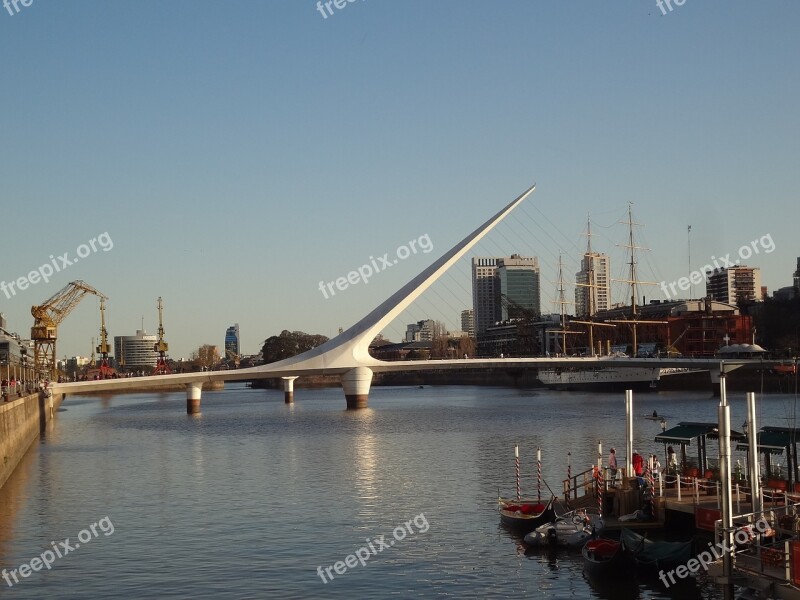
575,253,611,317
794,257,800,290
497,255,540,320
405,319,439,342
472,258,500,335
461,309,474,337
114,330,158,368
705,266,763,304
225,323,240,356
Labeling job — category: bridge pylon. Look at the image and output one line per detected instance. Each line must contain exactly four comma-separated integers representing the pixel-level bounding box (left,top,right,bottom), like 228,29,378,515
282,376,298,404
187,381,202,415
341,367,373,409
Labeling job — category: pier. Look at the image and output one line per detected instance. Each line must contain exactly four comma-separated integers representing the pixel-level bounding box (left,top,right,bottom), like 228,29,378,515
557,386,800,599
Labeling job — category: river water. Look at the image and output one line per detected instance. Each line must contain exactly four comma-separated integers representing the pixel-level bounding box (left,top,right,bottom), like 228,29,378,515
1,384,798,599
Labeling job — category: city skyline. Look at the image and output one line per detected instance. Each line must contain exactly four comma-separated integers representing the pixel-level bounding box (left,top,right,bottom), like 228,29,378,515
1,2,797,358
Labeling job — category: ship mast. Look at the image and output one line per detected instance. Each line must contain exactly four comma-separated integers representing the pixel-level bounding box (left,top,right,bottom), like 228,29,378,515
586,216,595,354
614,202,659,356
557,253,567,354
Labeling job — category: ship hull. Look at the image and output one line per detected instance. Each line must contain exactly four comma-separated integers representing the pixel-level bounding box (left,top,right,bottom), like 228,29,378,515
536,367,661,392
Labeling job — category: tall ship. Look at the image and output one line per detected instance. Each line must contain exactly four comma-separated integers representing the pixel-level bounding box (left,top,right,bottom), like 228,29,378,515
536,360,662,391
537,205,666,392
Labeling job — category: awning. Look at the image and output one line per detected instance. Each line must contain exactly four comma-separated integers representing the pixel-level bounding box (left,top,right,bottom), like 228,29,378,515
655,423,715,445
736,428,800,455
654,421,745,445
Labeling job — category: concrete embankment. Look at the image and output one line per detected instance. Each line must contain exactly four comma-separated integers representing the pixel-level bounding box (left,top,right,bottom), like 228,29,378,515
0,392,63,490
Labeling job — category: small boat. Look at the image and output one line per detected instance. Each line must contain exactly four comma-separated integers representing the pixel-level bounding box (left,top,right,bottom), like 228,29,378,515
524,508,604,549
582,538,627,577
498,495,556,533
620,528,693,572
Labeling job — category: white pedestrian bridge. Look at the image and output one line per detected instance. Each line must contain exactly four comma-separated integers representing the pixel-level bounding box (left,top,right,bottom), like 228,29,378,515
52,184,774,411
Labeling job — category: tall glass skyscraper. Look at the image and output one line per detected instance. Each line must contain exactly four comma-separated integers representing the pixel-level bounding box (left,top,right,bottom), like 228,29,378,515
225,324,240,356
497,255,540,320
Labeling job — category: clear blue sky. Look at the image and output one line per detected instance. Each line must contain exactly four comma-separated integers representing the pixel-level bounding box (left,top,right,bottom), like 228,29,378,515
1,1,797,358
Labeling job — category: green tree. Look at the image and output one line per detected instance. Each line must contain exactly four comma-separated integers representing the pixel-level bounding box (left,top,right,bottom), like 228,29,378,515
261,330,329,364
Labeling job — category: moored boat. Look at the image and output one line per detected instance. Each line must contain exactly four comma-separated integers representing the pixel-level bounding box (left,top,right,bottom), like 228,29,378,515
498,495,556,533
582,537,627,577
620,528,693,572
536,363,661,392
524,507,604,549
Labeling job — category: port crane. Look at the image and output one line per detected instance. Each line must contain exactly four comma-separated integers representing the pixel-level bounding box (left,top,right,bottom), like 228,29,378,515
31,280,107,379
96,297,114,378
153,296,171,375
225,348,241,368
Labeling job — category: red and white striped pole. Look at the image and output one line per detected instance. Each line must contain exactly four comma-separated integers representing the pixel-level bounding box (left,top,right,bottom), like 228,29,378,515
515,444,521,501
597,465,604,516
567,452,572,489
537,447,542,502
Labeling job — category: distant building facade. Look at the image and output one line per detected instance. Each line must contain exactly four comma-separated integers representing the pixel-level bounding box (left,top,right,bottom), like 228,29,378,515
406,319,440,342
225,323,240,356
774,286,797,301
114,330,158,368
472,258,500,335
706,266,763,304
461,309,474,338
575,252,610,317
497,255,540,320
794,257,800,291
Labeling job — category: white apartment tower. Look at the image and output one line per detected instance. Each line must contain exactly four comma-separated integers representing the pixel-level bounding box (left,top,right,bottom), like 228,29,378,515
575,253,610,317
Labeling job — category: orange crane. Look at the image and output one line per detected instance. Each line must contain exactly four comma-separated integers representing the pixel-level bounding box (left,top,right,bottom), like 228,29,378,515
153,296,171,375
31,280,107,379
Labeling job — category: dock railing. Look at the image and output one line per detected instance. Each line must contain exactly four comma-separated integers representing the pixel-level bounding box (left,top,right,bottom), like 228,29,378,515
563,467,597,502
714,501,800,587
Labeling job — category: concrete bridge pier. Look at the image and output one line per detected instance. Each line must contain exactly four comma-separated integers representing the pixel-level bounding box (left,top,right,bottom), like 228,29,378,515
341,367,373,410
186,382,203,414
282,376,298,404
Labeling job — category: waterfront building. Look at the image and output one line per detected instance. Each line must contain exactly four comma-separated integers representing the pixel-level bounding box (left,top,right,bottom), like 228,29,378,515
589,299,752,357
472,258,500,335
497,255,540,320
405,319,439,342
705,266,763,304
461,309,474,337
575,253,610,317
225,323,240,356
114,330,158,369
773,286,797,301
